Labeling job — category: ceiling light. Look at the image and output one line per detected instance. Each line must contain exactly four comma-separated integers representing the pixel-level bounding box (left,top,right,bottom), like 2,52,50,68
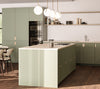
34,0,43,15
44,8,51,17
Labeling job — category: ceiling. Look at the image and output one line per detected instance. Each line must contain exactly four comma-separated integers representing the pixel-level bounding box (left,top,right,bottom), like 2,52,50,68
0,0,74,4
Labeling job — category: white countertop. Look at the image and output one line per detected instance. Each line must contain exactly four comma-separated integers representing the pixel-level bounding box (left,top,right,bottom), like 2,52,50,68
19,43,75,50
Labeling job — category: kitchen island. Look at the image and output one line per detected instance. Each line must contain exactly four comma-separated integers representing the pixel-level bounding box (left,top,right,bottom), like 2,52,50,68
19,43,76,88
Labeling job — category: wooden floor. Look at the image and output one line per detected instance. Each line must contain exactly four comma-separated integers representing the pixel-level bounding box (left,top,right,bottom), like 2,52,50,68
1,64,100,89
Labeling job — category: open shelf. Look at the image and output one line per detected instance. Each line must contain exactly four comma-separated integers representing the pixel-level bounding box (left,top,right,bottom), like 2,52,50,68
48,24,100,26
61,11,100,14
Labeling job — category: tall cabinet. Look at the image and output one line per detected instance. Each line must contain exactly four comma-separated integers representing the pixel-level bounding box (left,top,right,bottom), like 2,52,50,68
2,7,47,63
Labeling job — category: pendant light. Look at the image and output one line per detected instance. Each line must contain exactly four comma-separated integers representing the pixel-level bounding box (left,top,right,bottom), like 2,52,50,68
50,0,56,19
44,0,51,17
34,0,43,15
55,0,61,19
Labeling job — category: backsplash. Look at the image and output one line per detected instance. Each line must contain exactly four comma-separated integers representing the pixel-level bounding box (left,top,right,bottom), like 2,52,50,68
48,25,100,42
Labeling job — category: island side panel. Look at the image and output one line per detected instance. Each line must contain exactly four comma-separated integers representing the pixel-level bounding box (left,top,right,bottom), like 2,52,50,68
43,49,58,88
58,45,76,84
19,49,44,86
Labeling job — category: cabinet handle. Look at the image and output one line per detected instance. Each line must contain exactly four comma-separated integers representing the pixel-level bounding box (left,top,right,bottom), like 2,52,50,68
95,44,96,48
14,42,16,45
82,44,85,47
14,36,16,40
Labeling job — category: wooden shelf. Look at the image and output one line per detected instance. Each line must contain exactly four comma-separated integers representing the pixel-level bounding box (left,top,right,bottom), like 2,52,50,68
61,11,100,14
49,24,100,26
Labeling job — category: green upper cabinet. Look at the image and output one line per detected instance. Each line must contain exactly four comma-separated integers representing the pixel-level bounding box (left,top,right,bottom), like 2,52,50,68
83,43,94,64
16,8,29,41
2,9,15,41
94,43,100,64
29,8,43,21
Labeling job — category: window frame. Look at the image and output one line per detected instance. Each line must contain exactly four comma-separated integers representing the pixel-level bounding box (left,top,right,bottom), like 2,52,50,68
0,13,2,29
0,13,2,44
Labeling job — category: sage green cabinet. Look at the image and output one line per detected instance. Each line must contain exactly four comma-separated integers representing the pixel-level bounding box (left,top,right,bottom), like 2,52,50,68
16,8,29,41
2,9,15,41
58,45,76,84
76,43,83,63
94,43,100,64
76,43,94,64
83,43,94,64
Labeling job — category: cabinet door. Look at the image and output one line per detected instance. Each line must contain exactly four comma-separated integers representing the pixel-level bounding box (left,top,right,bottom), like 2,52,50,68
2,8,15,41
76,43,82,63
94,43,100,64
83,43,94,64
16,8,29,41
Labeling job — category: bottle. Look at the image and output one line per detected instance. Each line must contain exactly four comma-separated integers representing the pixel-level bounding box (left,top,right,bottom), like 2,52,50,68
79,19,82,25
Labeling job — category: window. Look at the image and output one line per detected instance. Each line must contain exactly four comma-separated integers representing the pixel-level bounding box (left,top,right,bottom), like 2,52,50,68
0,13,2,44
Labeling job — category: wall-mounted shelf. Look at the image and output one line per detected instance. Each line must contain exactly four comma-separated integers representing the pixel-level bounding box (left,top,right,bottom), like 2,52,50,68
49,24,100,26
61,11,100,14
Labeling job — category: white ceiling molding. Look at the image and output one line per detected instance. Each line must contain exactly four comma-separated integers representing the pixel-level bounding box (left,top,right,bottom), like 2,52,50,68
0,0,74,4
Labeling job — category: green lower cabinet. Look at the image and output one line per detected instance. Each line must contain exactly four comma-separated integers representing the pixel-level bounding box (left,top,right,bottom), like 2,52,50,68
83,43,94,64
76,43,84,63
94,43,100,64
76,43,95,64
58,45,76,84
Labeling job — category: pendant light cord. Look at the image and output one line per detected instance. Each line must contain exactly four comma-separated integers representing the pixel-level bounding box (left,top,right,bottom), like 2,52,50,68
57,0,59,12
47,0,48,8
52,0,54,10
37,0,39,5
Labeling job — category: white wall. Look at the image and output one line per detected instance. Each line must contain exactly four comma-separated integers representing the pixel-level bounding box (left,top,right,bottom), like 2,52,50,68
48,25,100,42
0,0,100,42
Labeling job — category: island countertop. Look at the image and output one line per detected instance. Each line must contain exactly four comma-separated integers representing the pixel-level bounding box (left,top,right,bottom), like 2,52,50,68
19,43,75,50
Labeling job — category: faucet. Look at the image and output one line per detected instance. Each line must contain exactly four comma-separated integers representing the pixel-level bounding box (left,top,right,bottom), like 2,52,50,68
84,35,89,42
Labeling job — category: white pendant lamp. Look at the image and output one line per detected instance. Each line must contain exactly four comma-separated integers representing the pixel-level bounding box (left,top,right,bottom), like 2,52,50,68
34,0,43,15
50,10,56,18
55,12,61,19
44,0,51,17
44,8,51,16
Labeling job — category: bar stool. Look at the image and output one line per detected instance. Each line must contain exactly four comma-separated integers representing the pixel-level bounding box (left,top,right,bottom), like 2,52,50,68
0,49,4,75
2,48,14,73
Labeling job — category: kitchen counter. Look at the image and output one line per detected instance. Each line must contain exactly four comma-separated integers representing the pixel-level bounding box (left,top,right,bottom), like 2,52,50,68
19,43,76,88
19,43,75,50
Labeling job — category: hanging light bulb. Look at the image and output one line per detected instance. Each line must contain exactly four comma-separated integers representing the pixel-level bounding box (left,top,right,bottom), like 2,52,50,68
55,12,61,19
44,8,51,17
34,0,43,15
44,0,51,17
50,10,56,18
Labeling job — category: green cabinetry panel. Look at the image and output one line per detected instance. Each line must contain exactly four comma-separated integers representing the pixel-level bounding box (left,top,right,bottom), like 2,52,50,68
94,43,100,64
16,8,29,41
2,9,15,40
76,43,94,64
58,45,76,84
83,43,94,64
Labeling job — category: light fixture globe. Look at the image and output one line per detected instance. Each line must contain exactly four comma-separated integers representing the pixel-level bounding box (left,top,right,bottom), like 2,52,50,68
44,8,51,17
50,10,56,18
55,12,61,19
34,6,43,15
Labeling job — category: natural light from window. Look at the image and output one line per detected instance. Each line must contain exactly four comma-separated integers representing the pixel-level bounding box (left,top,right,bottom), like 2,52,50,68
0,14,2,44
